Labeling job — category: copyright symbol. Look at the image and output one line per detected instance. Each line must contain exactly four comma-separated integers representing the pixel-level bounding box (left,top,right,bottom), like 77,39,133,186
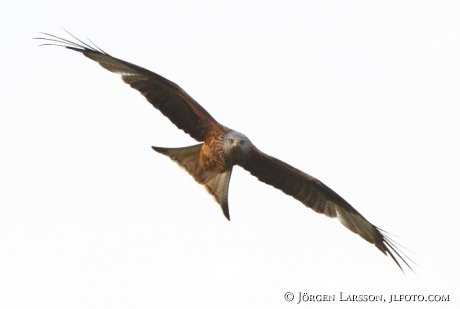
284,292,294,302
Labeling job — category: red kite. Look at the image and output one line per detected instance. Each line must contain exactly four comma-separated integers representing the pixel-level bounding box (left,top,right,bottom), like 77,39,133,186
37,32,413,272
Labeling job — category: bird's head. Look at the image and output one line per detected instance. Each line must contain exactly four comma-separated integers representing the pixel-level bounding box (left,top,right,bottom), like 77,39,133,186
223,130,252,163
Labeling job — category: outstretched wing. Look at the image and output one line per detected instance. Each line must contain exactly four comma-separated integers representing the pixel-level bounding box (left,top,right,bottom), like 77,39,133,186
36,32,224,142
240,147,413,272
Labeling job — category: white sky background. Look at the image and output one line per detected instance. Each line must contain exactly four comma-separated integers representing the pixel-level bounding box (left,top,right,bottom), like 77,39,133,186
1,0,460,308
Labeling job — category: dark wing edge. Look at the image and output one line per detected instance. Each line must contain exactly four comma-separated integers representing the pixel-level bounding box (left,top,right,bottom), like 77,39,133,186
35,31,224,142
240,147,415,273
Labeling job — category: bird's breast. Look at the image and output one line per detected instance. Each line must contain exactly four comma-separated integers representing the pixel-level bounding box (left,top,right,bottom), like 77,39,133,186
199,143,231,174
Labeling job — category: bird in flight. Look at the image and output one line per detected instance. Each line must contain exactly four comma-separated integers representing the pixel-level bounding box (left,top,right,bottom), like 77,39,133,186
36,32,413,272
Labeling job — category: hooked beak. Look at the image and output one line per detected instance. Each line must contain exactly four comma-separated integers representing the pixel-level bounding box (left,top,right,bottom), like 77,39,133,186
232,140,240,147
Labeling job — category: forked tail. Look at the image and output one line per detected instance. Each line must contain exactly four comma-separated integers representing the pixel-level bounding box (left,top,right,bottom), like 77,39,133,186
152,144,233,220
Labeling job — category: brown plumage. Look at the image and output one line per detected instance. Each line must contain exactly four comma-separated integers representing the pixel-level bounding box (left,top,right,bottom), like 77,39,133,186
36,32,413,272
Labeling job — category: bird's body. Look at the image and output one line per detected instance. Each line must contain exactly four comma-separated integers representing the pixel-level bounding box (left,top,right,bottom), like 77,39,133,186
36,32,413,272
200,141,231,173
152,129,253,218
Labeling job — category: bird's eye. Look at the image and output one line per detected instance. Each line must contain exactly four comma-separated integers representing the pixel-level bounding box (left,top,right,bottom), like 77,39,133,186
241,140,245,145
229,139,233,144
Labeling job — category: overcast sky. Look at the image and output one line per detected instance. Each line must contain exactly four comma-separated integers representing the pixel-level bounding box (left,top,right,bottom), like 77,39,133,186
1,1,460,308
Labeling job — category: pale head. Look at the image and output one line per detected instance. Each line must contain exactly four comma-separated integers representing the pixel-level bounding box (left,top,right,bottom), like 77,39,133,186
222,130,253,164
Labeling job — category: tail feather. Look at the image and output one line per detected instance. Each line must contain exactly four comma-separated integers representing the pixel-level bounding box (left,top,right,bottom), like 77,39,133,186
203,169,232,220
152,144,233,220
